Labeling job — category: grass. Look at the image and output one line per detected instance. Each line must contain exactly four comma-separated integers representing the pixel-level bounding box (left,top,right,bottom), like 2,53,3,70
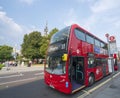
0,64,4,70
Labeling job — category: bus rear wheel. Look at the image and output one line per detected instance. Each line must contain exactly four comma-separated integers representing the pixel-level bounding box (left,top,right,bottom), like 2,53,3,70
89,74,94,86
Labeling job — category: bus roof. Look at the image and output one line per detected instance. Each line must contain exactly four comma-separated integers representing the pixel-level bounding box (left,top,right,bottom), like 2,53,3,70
71,24,107,44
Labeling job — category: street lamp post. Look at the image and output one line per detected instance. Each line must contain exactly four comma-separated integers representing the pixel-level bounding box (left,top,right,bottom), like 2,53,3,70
105,33,110,57
105,33,115,73
105,33,116,88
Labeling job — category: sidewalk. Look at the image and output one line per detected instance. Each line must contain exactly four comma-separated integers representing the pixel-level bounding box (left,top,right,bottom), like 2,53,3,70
0,65,44,75
94,63,120,98
94,72,120,98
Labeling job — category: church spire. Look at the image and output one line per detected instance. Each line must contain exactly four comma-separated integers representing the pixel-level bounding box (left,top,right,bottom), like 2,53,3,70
44,21,48,36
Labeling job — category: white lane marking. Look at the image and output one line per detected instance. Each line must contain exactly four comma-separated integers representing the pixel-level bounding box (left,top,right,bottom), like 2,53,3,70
88,78,111,93
113,72,120,78
0,74,23,79
82,90,91,95
34,72,44,76
77,93,87,98
0,77,41,86
77,71,120,98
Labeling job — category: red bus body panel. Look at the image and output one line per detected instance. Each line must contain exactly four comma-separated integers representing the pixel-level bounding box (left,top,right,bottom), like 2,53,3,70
44,24,109,94
44,71,71,94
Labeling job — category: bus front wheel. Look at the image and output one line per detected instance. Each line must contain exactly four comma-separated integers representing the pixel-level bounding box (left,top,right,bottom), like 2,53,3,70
89,74,94,86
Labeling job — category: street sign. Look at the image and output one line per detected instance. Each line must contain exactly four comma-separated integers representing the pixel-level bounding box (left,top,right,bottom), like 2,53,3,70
105,33,109,37
109,36,115,42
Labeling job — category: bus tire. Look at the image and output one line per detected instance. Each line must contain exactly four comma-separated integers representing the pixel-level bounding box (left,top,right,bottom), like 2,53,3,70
89,74,94,86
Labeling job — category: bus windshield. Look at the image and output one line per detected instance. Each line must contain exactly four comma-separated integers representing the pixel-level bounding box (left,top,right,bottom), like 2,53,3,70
50,26,70,44
45,55,66,75
45,26,70,75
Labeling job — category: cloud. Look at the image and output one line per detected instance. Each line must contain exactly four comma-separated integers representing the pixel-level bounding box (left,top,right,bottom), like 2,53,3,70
19,0,35,5
0,36,4,40
91,0,120,13
0,10,24,48
84,0,120,46
0,11,23,37
63,8,79,26
0,9,43,49
63,0,120,47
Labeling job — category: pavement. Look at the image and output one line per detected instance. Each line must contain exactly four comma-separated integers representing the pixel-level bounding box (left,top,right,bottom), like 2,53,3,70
0,65,44,75
84,62,120,98
94,72,120,98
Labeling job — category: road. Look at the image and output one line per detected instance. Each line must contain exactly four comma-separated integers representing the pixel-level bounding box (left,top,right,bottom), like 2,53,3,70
0,70,43,86
0,71,44,90
0,70,120,98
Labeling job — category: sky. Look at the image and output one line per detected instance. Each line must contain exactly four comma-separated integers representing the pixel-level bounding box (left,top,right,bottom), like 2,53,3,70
0,0,120,50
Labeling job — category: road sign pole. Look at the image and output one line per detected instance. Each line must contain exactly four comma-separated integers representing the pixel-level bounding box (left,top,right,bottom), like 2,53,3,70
105,33,110,57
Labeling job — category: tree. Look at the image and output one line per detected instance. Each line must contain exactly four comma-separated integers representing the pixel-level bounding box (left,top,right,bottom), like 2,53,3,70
40,36,49,58
40,28,59,58
21,31,42,60
47,28,59,40
0,45,13,62
21,28,59,60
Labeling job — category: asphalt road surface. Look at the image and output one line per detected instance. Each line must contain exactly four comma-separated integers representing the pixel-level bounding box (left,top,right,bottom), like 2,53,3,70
0,70,120,98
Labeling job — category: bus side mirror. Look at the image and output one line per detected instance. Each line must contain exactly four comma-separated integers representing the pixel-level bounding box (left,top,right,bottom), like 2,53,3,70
62,54,68,61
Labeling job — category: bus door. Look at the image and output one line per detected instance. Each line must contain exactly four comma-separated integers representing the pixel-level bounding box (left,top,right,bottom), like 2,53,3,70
69,56,85,92
102,59,107,76
95,58,103,80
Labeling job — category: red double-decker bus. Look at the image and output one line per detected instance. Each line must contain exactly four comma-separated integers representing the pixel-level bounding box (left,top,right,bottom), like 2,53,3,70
44,24,109,94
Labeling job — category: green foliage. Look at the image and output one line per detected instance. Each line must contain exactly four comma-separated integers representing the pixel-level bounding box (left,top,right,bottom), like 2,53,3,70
0,45,13,62
40,28,59,58
48,28,59,40
0,64,4,70
21,28,59,60
40,36,49,58
0,27,59,63
21,31,42,59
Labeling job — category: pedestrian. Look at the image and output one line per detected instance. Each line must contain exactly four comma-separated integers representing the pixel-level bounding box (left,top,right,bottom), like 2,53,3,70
28,60,32,67
5,61,10,70
21,61,24,67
